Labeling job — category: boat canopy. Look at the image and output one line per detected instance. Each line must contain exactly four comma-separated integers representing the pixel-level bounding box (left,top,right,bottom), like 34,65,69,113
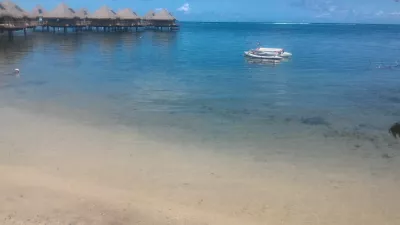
257,48,284,52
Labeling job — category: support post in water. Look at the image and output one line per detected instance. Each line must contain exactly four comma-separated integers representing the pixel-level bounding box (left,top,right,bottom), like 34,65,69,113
7,30,13,41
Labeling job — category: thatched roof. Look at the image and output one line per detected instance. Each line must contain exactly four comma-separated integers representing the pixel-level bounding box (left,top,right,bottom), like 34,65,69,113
44,3,77,19
142,10,155,20
31,5,46,18
117,8,139,20
76,8,90,19
152,9,175,21
90,6,117,19
0,2,13,18
1,0,30,18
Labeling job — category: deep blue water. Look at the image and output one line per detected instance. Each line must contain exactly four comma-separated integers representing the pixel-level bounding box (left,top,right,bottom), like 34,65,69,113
1,22,400,153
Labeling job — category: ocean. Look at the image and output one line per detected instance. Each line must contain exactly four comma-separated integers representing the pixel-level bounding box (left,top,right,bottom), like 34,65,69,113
1,22,400,225
1,22,400,154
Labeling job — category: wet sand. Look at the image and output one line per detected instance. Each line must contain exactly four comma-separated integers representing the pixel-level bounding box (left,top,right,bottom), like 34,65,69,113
0,106,399,225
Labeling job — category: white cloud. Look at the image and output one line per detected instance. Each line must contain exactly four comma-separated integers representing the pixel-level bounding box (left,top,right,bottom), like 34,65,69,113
389,11,400,16
177,3,190,13
289,0,400,22
328,6,337,12
155,8,163,11
375,10,384,16
372,11,400,17
291,0,339,13
315,12,331,18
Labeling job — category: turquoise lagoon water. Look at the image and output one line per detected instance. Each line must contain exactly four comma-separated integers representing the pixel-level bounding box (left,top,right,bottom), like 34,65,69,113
0,22,400,157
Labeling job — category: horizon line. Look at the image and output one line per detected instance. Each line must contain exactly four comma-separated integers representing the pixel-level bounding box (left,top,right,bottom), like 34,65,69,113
177,21,400,25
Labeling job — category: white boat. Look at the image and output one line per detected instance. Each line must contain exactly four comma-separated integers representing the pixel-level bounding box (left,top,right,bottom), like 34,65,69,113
255,47,292,58
244,51,283,60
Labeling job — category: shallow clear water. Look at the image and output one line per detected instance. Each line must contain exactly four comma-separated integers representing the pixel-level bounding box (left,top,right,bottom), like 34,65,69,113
1,23,400,155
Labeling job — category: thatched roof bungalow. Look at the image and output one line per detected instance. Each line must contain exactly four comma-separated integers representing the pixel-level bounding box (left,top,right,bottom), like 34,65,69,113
153,9,175,20
43,3,80,26
31,5,46,19
89,6,117,27
145,9,177,27
0,2,11,16
76,8,90,19
141,10,154,26
30,5,46,26
143,10,155,20
2,0,30,18
0,0,31,28
116,8,140,26
0,2,14,28
75,8,90,25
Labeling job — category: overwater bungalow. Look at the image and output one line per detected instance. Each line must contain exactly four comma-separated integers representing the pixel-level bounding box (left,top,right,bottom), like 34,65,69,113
0,3,15,29
75,8,90,26
141,10,155,26
31,4,46,25
116,8,140,27
43,3,80,28
0,2,179,38
150,9,177,28
89,6,117,28
76,8,90,19
1,0,32,28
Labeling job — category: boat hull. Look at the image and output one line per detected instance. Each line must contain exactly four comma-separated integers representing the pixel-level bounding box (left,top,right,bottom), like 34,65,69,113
251,48,293,58
244,51,283,60
281,52,292,58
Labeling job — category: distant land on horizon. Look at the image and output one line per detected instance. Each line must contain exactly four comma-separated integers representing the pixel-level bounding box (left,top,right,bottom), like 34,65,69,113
178,20,400,26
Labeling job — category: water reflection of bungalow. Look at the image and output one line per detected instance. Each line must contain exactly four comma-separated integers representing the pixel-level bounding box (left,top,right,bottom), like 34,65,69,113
149,30,177,47
89,6,117,30
0,36,35,69
116,9,141,30
42,3,82,32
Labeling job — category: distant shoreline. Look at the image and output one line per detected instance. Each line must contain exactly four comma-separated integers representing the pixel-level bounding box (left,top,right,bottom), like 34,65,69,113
178,21,400,26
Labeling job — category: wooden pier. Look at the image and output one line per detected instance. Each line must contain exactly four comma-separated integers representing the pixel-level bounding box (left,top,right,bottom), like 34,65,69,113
1,1,179,40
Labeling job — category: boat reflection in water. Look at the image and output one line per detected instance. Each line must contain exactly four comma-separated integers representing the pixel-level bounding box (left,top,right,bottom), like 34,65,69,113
245,57,283,66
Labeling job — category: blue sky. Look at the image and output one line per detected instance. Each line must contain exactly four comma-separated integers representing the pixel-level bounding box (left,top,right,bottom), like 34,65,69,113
13,0,400,23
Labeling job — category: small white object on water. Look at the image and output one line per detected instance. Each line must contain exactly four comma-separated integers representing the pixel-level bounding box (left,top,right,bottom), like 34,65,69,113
244,46,293,60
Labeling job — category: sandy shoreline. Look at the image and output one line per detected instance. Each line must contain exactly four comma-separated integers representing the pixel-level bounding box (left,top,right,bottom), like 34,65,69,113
0,106,399,225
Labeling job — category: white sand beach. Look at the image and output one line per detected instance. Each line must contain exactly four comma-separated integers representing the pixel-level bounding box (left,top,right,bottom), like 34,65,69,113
0,106,399,225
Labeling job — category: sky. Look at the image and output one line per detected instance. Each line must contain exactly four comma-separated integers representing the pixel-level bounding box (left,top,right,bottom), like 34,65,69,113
12,0,400,23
